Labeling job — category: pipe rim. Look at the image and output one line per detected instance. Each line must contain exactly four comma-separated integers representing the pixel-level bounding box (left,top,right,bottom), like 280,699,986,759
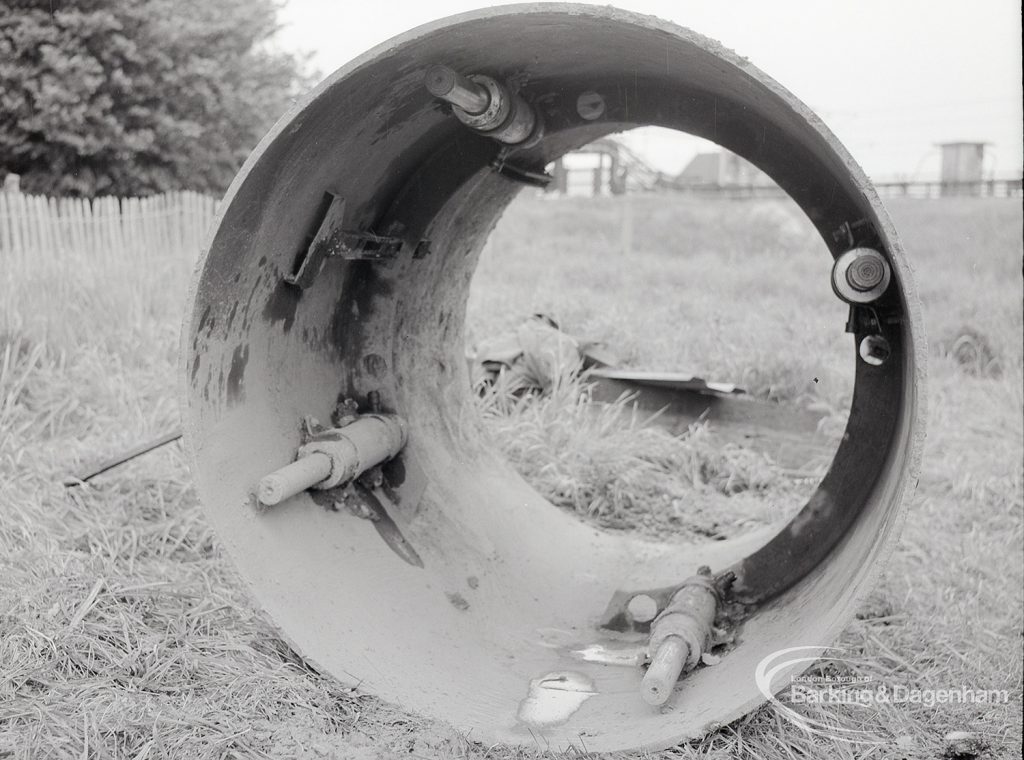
180,4,926,751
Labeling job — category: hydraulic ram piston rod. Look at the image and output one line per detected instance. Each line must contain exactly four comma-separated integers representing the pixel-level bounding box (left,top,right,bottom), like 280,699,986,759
641,569,721,706
424,63,539,145
425,64,490,113
257,414,407,506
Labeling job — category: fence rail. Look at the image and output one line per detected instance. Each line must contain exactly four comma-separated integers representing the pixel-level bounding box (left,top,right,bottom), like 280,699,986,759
2,177,1020,268
0,189,218,267
649,178,1024,200
873,179,1023,199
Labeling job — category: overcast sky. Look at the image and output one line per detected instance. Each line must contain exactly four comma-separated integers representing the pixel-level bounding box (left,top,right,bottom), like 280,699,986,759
275,1,1023,182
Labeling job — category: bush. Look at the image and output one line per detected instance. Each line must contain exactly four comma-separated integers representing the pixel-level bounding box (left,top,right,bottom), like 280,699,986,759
0,0,313,197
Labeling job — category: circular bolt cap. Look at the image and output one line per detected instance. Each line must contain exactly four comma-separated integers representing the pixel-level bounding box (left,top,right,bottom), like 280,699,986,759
847,254,886,291
424,65,457,97
832,247,891,304
627,594,659,623
859,335,891,366
576,91,606,120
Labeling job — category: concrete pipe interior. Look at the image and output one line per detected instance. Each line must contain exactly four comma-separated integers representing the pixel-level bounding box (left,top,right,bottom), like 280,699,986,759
181,4,924,752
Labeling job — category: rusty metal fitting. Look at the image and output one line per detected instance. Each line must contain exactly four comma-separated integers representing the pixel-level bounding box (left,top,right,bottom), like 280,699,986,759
425,65,538,146
832,247,891,304
641,570,720,706
474,85,537,145
301,414,407,489
257,414,407,506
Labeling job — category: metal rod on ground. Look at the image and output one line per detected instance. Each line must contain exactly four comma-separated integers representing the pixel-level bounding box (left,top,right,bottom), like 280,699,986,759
62,428,183,487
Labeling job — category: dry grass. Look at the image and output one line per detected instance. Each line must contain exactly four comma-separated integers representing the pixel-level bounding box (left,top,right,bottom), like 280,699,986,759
1,194,1021,758
468,196,854,407
476,367,802,539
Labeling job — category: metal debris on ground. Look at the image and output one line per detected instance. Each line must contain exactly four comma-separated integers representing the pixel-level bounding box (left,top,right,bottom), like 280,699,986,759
468,313,741,397
62,428,182,487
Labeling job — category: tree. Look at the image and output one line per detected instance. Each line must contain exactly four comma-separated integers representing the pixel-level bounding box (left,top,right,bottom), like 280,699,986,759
0,0,312,197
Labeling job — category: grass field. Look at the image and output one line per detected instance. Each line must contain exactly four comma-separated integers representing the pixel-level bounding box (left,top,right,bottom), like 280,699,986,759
1,193,1021,758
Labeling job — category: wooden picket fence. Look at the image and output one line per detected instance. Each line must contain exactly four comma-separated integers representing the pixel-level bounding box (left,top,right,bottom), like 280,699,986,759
0,188,220,343
0,189,218,268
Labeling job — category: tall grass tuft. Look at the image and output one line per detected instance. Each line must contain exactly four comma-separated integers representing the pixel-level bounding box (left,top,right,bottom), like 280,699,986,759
476,363,790,538
0,334,45,459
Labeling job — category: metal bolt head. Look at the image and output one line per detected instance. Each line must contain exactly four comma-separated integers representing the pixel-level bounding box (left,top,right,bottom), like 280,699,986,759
859,335,891,366
832,247,890,304
846,252,886,292
576,91,606,120
331,398,360,427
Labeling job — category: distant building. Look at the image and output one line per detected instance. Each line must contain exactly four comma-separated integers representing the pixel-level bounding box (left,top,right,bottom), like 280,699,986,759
676,150,773,187
549,141,626,197
938,141,987,196
547,139,660,196
547,143,778,197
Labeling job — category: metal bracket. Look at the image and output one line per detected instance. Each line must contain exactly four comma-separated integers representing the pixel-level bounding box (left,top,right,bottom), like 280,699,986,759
844,303,882,336
286,193,427,289
831,218,882,251
490,154,552,188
